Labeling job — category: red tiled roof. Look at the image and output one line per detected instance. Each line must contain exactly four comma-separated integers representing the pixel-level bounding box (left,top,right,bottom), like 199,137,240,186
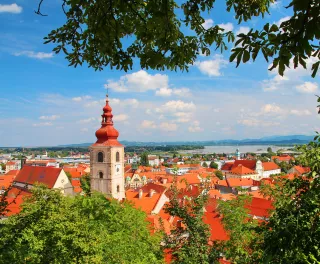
125,189,162,215
5,187,32,216
245,197,274,218
141,183,166,194
5,170,20,176
0,175,15,189
6,161,16,165
203,212,229,241
218,178,254,187
262,162,280,171
230,164,256,175
272,155,294,162
221,162,234,171
291,166,310,175
231,160,256,170
14,166,62,188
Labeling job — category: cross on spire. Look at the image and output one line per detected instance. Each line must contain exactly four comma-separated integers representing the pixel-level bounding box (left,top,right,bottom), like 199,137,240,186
106,85,109,98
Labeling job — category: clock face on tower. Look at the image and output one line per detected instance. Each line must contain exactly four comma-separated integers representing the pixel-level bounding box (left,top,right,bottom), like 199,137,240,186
115,164,121,174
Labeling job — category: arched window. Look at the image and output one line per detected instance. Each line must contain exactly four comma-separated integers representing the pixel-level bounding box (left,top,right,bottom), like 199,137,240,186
116,151,120,162
117,185,120,193
99,172,103,179
97,152,104,162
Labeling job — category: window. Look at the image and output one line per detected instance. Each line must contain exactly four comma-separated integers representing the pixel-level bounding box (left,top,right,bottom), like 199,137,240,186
98,152,104,162
99,172,103,179
116,151,120,162
117,185,120,193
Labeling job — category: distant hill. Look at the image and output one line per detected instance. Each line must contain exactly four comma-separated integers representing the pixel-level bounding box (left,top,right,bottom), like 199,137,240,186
58,135,314,148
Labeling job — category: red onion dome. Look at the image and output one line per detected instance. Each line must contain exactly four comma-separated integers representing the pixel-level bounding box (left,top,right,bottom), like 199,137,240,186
92,95,122,147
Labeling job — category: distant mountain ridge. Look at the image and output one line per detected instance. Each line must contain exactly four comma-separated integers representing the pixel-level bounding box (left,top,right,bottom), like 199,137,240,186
58,135,314,147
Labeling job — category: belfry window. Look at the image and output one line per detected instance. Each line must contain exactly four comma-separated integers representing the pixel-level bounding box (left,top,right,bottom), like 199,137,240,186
116,152,120,162
98,152,104,162
99,172,103,179
117,185,120,193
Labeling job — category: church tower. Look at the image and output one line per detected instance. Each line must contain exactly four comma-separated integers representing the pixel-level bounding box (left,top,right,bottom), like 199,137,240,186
90,95,125,200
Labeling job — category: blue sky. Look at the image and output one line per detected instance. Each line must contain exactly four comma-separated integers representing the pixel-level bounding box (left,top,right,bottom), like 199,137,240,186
0,0,319,147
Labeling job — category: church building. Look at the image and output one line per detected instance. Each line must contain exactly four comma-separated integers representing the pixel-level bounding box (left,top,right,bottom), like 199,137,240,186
90,95,125,200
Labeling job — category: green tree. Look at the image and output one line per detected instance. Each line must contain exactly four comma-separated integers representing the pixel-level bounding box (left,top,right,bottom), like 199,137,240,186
215,195,263,263
267,147,272,153
0,185,163,264
202,162,208,168
209,162,218,169
258,137,320,263
140,152,149,167
37,0,319,77
80,173,91,196
0,163,5,171
215,170,224,180
163,178,215,263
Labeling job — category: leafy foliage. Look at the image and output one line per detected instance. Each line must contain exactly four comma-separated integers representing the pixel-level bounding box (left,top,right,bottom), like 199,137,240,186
209,162,218,169
0,186,163,264
38,0,319,76
216,195,263,263
38,0,270,71
258,138,320,263
231,0,320,77
80,172,91,196
215,170,224,180
140,152,150,166
163,178,215,263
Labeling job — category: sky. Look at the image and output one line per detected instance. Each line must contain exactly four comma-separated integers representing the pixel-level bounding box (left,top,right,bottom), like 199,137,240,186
0,0,319,147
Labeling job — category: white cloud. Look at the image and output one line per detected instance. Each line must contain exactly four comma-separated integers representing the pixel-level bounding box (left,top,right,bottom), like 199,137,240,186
77,117,96,124
188,121,203,132
14,51,53,59
195,55,228,77
141,120,157,129
202,19,214,29
236,26,250,35
296,82,318,93
106,70,168,93
219,23,234,32
113,114,128,122
238,119,280,127
174,112,190,123
72,95,91,102
155,87,192,97
0,4,22,14
173,88,192,97
290,109,312,116
276,16,290,27
156,100,196,113
39,115,60,121
261,104,282,114
156,87,172,97
262,75,289,91
110,98,139,108
84,101,100,108
159,122,178,132
261,57,319,93
33,122,53,127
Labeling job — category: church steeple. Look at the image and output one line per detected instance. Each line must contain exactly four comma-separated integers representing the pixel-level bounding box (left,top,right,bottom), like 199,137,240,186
93,94,122,146
90,94,125,200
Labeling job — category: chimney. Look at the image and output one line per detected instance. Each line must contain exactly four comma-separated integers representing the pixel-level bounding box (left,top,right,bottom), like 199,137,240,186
149,189,155,197
138,189,143,199
162,178,168,184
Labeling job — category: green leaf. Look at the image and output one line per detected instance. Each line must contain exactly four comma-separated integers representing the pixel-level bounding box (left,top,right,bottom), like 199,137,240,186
243,50,250,63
